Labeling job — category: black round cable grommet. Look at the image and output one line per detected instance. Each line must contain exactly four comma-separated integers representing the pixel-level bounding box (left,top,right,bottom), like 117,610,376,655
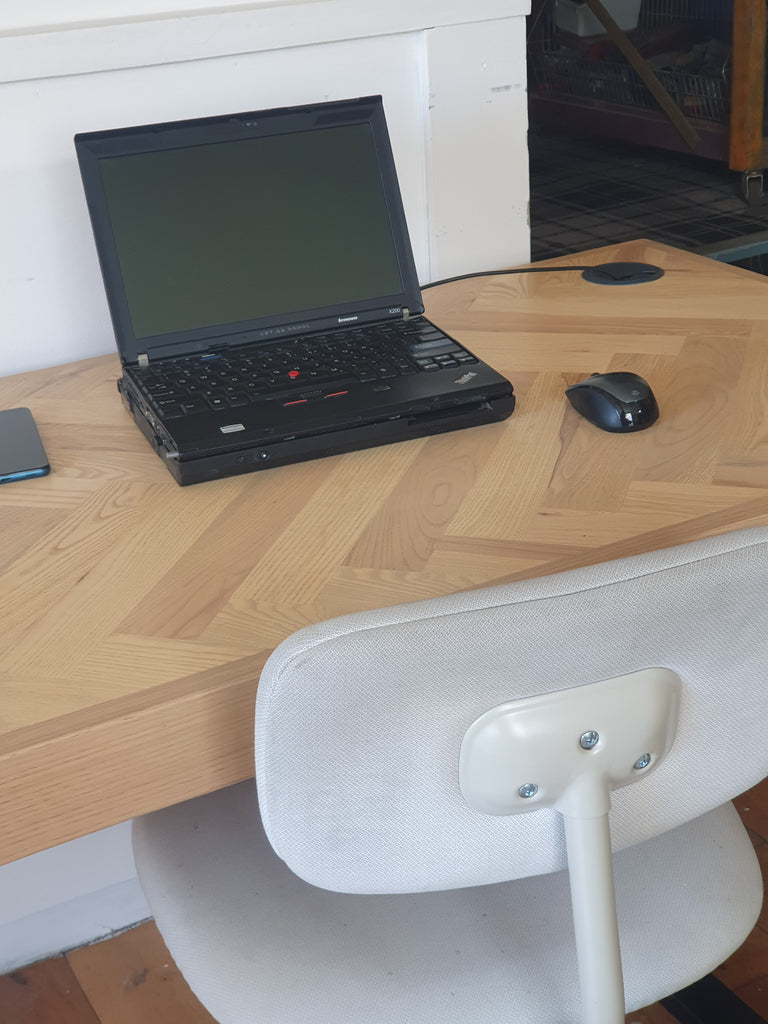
582,262,665,286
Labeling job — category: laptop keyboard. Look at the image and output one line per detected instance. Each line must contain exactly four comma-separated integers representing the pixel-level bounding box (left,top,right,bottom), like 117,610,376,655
132,319,478,419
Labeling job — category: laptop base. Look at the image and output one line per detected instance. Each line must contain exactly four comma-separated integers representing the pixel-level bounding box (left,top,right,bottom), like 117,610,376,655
125,386,515,485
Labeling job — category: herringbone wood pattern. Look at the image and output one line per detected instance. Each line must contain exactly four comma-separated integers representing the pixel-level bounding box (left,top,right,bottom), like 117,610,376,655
3,240,768,865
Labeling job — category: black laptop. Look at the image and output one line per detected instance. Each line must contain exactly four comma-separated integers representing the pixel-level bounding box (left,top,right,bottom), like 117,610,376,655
75,96,514,485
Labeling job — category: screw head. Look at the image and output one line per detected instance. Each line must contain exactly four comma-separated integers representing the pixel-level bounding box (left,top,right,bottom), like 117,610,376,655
579,730,600,750
633,753,651,770
518,783,539,799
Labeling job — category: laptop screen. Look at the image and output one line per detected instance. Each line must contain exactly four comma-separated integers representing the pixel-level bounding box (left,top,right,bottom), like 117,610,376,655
75,97,423,365
98,124,403,339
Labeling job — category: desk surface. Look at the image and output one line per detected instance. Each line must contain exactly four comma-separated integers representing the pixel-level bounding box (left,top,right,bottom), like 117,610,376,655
3,239,768,864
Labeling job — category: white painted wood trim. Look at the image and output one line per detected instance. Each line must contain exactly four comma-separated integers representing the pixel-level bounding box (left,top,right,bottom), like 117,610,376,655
1,0,530,84
425,19,531,279
1,0,528,36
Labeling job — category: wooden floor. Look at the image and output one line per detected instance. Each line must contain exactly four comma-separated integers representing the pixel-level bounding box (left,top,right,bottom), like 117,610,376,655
2,779,767,1024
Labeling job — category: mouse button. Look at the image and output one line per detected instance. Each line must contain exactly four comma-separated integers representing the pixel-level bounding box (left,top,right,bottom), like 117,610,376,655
607,378,649,403
588,372,650,404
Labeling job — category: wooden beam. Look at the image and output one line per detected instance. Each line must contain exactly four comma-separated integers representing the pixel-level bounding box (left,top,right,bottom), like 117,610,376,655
730,0,766,172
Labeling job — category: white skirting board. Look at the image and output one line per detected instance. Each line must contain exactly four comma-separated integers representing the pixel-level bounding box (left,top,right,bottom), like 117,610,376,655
0,881,150,974
0,822,149,973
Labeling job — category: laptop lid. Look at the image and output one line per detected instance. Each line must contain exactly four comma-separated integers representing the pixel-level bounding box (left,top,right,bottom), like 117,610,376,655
74,96,425,367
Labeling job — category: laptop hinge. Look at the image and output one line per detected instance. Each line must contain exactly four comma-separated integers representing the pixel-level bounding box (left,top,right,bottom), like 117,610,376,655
138,353,149,368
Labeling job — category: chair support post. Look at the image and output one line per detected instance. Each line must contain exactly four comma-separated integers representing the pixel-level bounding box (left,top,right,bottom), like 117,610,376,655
458,668,681,1022
562,802,625,1024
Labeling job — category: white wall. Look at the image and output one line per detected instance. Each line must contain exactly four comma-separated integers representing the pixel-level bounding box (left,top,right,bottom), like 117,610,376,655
0,0,530,971
1,0,531,377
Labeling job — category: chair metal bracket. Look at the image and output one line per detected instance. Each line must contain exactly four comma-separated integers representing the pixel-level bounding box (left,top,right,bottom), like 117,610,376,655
458,668,680,818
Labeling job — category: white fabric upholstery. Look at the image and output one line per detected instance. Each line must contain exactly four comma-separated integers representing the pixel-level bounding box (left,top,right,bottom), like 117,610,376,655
133,782,762,1024
132,524,768,1024
255,526,768,893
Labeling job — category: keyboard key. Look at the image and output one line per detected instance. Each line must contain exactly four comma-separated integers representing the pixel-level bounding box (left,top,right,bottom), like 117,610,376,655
409,339,460,354
179,398,208,414
155,398,183,415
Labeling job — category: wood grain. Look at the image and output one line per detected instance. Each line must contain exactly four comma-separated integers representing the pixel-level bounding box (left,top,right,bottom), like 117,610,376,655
0,957,101,1024
729,0,767,172
3,240,768,863
66,921,216,1024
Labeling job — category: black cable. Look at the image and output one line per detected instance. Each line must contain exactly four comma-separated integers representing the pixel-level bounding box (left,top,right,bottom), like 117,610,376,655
420,266,595,291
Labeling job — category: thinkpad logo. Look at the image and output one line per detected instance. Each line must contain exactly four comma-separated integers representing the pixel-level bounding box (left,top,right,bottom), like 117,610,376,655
454,371,478,385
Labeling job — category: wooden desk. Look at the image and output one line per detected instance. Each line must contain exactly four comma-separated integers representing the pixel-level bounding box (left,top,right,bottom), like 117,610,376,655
3,239,768,865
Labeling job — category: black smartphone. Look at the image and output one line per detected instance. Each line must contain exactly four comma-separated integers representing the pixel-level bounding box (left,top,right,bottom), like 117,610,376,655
0,407,50,483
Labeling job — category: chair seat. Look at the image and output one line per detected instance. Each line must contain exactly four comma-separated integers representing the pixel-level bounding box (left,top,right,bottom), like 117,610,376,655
133,781,763,1024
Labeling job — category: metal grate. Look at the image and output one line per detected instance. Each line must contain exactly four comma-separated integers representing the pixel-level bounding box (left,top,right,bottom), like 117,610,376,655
529,0,733,125
532,50,729,121
638,0,731,32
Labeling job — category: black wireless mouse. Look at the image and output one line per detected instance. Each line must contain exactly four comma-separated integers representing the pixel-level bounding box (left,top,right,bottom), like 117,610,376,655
565,372,659,433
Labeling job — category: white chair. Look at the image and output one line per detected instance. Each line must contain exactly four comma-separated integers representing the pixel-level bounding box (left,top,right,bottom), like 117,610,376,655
133,526,768,1024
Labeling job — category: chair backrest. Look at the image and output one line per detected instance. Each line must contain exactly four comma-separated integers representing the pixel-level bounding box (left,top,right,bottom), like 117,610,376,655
254,525,768,895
